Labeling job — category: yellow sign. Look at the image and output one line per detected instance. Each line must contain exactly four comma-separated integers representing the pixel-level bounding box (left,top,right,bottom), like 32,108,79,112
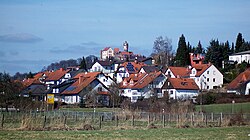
47,94,54,104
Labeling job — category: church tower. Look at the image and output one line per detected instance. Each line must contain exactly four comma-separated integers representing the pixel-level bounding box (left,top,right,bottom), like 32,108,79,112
123,41,129,52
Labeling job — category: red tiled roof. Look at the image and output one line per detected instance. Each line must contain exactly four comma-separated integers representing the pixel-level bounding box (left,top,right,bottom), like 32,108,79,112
22,72,45,88
33,72,44,79
45,68,70,81
22,78,40,88
227,69,250,90
114,48,119,53
168,66,191,77
192,64,211,76
164,78,199,90
120,51,133,55
62,72,101,95
120,71,163,89
103,47,111,51
120,62,146,73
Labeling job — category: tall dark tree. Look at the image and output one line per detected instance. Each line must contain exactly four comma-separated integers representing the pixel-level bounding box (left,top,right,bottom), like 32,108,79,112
175,34,190,66
223,41,230,61
230,42,235,54
195,41,204,54
205,39,223,68
235,33,244,53
79,56,87,71
152,36,173,66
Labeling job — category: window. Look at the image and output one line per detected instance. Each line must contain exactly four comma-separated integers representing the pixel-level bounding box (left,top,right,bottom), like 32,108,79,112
98,87,102,92
170,90,173,94
213,78,215,82
207,86,209,89
192,70,195,74
207,78,209,82
207,71,209,74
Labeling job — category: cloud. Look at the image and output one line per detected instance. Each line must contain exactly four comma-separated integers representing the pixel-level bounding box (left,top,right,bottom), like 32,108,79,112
0,33,43,43
50,41,103,55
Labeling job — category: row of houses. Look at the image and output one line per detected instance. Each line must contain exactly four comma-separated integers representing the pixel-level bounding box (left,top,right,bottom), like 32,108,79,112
21,55,225,105
21,46,250,106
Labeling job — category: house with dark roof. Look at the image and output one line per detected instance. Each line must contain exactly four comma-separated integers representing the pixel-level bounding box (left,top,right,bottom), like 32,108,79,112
21,72,48,101
60,72,115,106
227,68,250,95
162,78,199,100
139,65,159,74
116,61,146,83
89,60,115,73
119,71,167,102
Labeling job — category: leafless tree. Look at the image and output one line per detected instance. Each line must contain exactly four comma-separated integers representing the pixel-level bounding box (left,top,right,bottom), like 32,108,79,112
152,36,174,66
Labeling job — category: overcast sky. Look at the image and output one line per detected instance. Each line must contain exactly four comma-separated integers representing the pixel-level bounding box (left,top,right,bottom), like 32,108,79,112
1,0,250,75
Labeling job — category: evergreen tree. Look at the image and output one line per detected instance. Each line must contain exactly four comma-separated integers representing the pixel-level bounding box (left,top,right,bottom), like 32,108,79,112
223,41,230,61
205,39,223,68
27,71,33,78
195,41,203,54
175,34,190,66
231,42,235,54
235,33,243,53
80,56,87,71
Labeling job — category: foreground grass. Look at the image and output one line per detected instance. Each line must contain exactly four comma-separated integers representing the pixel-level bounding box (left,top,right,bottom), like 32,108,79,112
0,126,250,140
195,102,250,113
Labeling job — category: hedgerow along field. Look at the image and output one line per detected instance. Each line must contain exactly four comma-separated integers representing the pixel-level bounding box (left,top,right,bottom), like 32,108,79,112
0,126,249,140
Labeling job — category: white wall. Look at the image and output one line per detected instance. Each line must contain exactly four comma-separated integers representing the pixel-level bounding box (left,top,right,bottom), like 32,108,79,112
63,95,80,104
229,54,250,64
165,69,176,78
245,82,250,95
191,65,223,90
164,89,198,100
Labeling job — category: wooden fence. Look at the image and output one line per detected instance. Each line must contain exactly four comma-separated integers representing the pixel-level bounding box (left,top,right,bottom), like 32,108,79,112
0,110,249,130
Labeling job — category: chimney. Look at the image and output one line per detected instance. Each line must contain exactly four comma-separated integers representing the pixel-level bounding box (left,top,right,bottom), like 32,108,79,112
60,68,63,71
79,76,83,84
134,57,138,64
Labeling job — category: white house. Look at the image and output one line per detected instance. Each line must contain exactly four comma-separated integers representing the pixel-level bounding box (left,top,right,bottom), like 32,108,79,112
162,78,199,100
189,64,223,90
61,72,113,105
100,47,114,60
120,72,167,102
229,50,250,64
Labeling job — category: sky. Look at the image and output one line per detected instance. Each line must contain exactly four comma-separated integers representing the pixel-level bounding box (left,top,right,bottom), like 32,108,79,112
1,0,250,75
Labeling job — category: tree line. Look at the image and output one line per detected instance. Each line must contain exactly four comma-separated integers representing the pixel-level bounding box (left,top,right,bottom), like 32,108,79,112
152,33,250,69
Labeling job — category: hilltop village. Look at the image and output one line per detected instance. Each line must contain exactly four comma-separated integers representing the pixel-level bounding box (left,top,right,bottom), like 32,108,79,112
18,41,250,109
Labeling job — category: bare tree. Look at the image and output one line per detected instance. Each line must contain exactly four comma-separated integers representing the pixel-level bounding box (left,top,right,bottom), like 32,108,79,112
152,36,173,66
109,83,121,108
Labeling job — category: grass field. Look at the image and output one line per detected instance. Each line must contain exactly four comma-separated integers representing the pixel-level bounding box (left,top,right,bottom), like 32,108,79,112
0,126,249,140
195,102,250,113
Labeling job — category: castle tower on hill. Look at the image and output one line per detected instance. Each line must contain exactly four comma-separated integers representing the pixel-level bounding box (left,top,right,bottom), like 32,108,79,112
123,41,129,52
